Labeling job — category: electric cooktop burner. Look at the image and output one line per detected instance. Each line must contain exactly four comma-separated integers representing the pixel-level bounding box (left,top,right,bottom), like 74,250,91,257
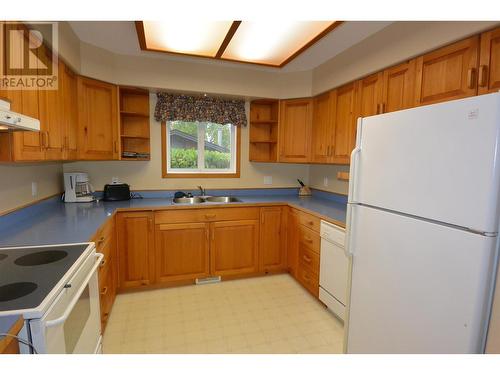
0,282,38,302
14,250,68,266
0,244,89,312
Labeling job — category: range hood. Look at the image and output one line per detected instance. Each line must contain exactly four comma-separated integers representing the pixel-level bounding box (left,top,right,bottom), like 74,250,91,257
0,98,40,131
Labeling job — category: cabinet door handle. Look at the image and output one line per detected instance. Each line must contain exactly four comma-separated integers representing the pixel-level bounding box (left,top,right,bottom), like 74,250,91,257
205,214,216,219
478,65,487,87
100,286,108,296
100,258,107,268
114,140,118,153
97,236,105,245
303,254,312,263
303,273,310,282
380,103,385,114
467,68,476,89
306,221,314,226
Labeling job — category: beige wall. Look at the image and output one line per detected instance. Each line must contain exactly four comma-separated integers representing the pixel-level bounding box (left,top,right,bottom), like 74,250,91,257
79,42,312,99
312,21,499,95
308,164,349,196
0,163,63,214
63,96,310,191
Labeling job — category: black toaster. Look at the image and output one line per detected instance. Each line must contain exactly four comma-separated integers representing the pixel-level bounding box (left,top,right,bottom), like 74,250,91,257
103,183,131,201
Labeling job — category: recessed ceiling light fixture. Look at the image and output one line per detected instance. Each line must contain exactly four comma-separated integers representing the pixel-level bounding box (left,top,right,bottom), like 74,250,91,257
135,21,342,67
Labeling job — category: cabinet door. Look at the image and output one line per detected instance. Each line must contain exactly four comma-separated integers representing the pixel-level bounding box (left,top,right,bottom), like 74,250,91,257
210,219,259,277
355,72,383,118
331,83,357,164
381,60,416,113
279,98,312,163
478,27,500,95
155,222,210,283
287,210,300,278
77,76,119,160
116,211,154,289
38,47,63,161
415,36,479,106
259,207,286,273
311,91,334,163
60,62,78,160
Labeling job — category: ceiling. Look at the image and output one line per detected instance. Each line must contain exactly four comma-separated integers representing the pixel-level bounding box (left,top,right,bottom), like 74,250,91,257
68,21,394,72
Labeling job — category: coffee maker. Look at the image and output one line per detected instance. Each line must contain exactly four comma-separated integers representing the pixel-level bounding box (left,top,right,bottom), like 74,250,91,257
63,172,95,202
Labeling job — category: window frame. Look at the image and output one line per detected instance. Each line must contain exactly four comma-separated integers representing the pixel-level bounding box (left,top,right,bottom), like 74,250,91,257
161,121,241,178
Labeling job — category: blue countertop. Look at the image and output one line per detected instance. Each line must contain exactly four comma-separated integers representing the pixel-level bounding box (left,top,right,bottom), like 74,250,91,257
0,189,347,247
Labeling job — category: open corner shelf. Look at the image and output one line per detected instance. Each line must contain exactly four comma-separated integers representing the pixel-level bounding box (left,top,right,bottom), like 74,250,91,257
119,86,151,161
249,99,280,163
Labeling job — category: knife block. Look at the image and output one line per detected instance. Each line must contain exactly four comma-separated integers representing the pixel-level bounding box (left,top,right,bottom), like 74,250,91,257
299,186,312,196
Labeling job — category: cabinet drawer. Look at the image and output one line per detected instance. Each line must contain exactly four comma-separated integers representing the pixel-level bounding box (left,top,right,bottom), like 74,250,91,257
296,210,320,233
297,264,319,297
298,225,320,254
298,244,320,274
155,207,260,224
96,233,114,270
92,217,114,254
99,256,116,331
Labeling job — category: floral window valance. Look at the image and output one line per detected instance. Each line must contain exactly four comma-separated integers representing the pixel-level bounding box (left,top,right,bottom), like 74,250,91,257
154,92,247,127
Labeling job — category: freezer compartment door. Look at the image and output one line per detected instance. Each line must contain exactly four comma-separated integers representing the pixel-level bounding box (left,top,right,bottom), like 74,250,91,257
346,205,497,354
351,93,500,233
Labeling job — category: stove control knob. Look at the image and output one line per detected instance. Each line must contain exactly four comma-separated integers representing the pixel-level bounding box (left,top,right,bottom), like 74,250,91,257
64,283,72,288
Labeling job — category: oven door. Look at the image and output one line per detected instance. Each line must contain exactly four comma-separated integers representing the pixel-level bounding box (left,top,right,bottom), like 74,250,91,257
29,252,103,354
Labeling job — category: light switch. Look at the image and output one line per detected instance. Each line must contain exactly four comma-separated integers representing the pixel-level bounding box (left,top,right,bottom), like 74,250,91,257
264,176,273,185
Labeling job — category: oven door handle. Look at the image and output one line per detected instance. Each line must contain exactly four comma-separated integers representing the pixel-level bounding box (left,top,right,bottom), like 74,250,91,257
45,253,103,328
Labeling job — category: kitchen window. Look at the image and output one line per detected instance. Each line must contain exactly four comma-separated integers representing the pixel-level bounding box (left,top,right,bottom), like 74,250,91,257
162,121,240,178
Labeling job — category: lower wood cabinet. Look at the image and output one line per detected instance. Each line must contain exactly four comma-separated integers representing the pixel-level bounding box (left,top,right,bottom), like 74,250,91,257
116,211,155,289
155,222,210,283
287,210,300,278
210,219,260,277
259,207,286,273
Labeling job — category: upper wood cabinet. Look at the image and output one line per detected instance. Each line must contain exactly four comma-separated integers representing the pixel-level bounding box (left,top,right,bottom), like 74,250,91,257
259,207,286,273
154,222,210,283
355,72,384,118
380,60,417,113
415,36,479,106
311,91,334,163
478,26,500,95
116,211,155,289
279,98,313,163
331,83,357,164
210,219,260,277
38,49,64,161
77,76,119,160
60,62,79,160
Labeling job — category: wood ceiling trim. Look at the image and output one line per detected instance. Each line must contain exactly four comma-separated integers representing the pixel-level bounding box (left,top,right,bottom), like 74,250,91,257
134,20,344,68
215,21,241,58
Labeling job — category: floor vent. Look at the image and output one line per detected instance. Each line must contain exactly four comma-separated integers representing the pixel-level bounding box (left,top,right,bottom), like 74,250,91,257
195,276,221,285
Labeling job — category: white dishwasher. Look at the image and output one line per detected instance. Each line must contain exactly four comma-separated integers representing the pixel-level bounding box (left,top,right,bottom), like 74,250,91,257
319,220,349,322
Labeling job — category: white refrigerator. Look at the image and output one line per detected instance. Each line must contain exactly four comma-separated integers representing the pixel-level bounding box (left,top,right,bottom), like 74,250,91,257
344,92,500,354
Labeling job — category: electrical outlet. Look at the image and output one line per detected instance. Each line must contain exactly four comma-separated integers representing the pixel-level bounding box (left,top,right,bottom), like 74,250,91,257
31,182,38,197
323,177,329,187
263,176,273,185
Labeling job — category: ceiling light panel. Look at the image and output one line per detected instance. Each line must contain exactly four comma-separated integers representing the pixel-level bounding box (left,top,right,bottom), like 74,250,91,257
222,21,335,66
142,21,233,57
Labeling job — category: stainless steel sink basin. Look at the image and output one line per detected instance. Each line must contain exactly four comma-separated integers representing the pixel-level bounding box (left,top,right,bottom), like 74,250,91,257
204,196,241,203
172,197,206,204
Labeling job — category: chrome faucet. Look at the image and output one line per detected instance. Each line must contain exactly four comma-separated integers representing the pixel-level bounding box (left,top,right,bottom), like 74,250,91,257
197,186,206,196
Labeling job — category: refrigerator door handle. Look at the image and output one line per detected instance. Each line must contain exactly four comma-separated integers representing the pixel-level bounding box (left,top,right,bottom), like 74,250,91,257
345,203,355,257
348,118,363,203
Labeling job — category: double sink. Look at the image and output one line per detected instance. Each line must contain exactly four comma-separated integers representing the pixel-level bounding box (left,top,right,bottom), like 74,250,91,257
172,196,241,204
